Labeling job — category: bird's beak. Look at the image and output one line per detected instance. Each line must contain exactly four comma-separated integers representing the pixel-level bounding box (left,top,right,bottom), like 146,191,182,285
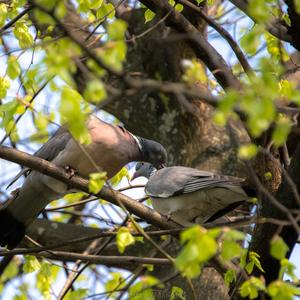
131,172,139,182
158,163,165,170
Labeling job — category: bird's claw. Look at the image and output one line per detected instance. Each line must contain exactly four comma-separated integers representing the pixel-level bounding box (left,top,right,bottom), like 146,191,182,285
64,166,77,179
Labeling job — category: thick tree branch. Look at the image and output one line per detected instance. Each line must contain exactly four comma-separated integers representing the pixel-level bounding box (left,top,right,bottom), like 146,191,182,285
0,145,179,230
139,0,241,90
249,141,300,284
178,0,253,75
229,0,292,43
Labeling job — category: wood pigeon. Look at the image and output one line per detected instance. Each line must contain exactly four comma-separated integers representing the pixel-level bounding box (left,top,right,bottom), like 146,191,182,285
131,163,249,226
0,116,167,249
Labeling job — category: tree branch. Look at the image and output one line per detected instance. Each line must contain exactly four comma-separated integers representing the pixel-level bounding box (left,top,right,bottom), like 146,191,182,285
138,0,241,90
0,145,179,230
229,0,292,43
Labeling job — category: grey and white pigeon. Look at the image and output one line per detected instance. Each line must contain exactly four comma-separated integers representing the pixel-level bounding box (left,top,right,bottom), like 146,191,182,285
131,163,249,226
0,116,167,248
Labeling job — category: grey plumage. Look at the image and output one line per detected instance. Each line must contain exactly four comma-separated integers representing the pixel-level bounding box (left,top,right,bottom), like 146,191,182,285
132,163,249,226
0,116,167,249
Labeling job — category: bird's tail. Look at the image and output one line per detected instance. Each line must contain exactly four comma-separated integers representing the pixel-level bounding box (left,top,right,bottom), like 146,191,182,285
0,208,25,249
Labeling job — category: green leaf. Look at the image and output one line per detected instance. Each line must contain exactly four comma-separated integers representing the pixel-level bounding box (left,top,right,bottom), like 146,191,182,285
65,288,89,300
36,263,54,300
83,79,107,104
170,286,185,300
59,85,91,144
175,226,218,278
110,167,129,186
213,111,227,126
182,59,207,85
240,25,264,55
23,255,40,273
63,192,87,202
129,276,160,300
0,76,10,98
281,13,291,26
0,4,7,27
248,0,270,23
239,277,266,299
88,172,106,194
1,258,19,282
221,240,243,260
107,19,127,41
175,3,184,12
96,2,115,19
99,40,126,71
238,143,258,160
270,236,289,260
272,115,292,147
279,259,297,281
144,9,155,23
294,0,300,14
224,270,237,286
90,0,103,9
267,280,300,300
223,229,246,241
245,252,265,274
116,227,135,253
105,272,124,292
13,23,33,48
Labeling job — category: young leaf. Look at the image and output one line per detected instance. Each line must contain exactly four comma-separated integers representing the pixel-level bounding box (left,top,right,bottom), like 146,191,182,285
88,172,106,194
116,227,135,253
23,255,41,273
238,143,258,160
144,9,155,23
170,286,185,300
239,277,266,299
224,269,237,286
267,280,300,300
0,76,10,98
270,236,289,260
7,56,21,80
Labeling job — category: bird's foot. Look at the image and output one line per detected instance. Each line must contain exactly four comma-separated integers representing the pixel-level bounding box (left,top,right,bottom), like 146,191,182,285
64,166,77,179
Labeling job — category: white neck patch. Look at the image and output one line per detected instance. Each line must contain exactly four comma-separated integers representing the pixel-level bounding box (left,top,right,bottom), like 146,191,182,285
131,134,143,151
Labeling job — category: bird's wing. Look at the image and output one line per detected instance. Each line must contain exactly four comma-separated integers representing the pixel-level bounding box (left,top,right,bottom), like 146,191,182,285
146,166,244,198
33,126,72,161
7,126,71,188
181,175,243,194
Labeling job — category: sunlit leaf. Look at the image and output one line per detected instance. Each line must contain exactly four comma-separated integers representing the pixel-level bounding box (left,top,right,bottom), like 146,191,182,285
59,85,91,144
267,280,300,300
88,172,106,194
0,3,7,27
224,270,237,286
170,286,185,300
116,227,135,253
270,236,289,261
239,277,266,299
238,143,258,160
13,23,33,48
23,256,40,273
144,9,155,23
0,76,10,98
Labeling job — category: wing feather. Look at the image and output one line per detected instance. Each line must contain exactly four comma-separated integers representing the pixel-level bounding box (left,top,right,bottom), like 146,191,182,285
146,166,244,198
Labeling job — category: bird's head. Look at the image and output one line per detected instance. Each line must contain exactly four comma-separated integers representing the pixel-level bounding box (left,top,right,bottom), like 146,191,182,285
131,162,156,181
134,136,167,170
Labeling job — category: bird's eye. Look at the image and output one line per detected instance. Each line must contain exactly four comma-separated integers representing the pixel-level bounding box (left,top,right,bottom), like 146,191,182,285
135,162,144,171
